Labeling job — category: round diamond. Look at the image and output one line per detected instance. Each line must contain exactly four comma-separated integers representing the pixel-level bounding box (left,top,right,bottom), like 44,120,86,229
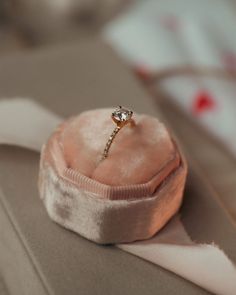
112,106,132,122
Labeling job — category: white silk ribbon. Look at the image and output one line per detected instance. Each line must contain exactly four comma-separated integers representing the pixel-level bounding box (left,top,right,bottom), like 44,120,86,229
0,99,235,295
0,98,61,151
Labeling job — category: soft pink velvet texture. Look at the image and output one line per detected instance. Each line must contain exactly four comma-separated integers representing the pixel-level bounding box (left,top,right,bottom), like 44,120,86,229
39,109,187,244
61,109,179,185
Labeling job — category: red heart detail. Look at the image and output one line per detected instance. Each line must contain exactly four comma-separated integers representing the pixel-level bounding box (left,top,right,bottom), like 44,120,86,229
193,91,215,114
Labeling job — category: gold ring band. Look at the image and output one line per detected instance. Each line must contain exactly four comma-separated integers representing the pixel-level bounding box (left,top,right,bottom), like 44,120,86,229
101,106,135,160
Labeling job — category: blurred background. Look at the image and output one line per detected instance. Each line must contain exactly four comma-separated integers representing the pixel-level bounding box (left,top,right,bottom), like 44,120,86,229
0,0,128,52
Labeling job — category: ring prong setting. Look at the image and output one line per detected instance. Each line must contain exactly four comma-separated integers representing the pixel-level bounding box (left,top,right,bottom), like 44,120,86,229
111,106,133,125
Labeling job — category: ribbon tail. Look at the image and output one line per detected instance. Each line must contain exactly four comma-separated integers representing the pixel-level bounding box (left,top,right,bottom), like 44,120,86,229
118,217,236,295
0,98,62,152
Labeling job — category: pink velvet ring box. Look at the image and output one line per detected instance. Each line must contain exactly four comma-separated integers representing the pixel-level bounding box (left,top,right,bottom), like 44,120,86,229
39,109,187,244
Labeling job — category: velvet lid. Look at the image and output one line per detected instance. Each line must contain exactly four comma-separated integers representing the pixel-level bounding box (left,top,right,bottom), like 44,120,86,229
39,109,187,244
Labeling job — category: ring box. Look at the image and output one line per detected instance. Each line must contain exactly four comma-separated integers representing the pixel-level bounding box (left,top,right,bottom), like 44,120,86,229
39,109,187,244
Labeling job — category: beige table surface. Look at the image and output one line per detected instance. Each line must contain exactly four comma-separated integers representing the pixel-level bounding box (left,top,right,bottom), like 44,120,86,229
0,38,235,295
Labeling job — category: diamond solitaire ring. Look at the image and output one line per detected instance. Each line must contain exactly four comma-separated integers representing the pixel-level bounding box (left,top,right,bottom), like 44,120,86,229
101,106,135,160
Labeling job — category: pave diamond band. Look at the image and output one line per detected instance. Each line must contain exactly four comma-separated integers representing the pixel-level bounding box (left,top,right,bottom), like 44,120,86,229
101,106,135,160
